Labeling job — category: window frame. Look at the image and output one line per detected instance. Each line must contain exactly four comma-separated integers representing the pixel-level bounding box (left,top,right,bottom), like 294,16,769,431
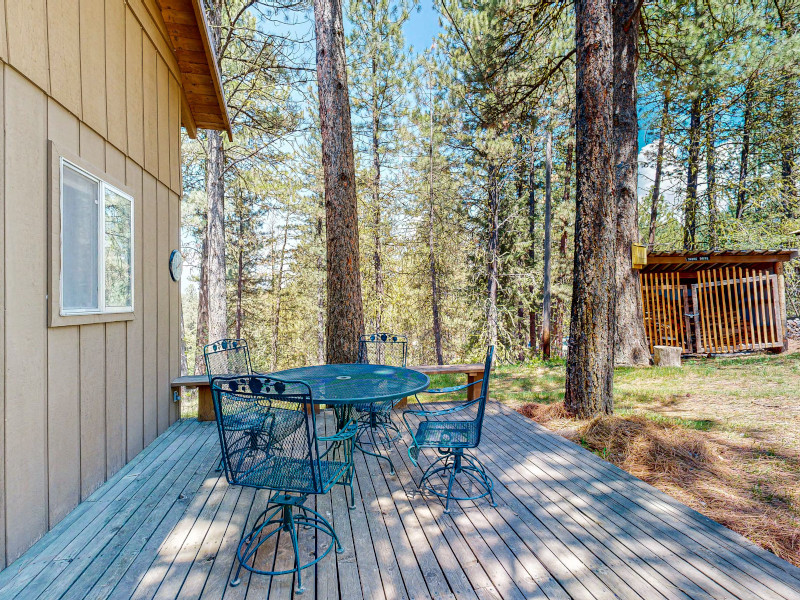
48,141,137,327
59,158,135,317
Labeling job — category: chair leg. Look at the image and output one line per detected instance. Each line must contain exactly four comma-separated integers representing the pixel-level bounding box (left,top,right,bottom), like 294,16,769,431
416,449,496,512
289,511,304,595
231,495,343,590
355,409,398,474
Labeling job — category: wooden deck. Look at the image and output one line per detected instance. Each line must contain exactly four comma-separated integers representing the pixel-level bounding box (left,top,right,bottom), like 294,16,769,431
2,401,799,600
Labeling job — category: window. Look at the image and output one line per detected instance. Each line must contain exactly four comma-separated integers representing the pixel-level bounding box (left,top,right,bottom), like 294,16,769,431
60,158,134,315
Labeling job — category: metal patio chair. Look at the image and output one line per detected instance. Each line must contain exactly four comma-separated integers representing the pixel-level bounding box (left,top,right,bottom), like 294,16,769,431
204,339,303,472
210,374,357,594
402,346,497,513
354,333,408,474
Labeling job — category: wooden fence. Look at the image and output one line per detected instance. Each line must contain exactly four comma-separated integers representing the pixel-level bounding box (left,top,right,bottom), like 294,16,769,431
641,267,783,355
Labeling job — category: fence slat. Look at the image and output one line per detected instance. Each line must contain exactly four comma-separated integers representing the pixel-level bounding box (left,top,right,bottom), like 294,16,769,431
681,284,692,352
764,270,777,344
771,274,783,348
719,268,732,353
730,266,742,350
698,271,712,353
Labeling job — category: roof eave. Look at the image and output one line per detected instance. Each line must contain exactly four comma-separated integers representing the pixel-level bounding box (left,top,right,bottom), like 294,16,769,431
188,0,233,141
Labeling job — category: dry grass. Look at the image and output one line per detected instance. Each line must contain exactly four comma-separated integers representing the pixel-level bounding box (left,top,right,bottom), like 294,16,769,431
518,399,800,566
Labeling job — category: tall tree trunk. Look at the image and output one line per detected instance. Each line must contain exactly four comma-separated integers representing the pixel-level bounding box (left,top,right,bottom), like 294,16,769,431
271,212,291,371
487,160,500,347
206,0,227,343
736,86,753,219
316,209,325,365
684,95,701,249
206,130,227,342
194,238,209,375
781,94,796,217
542,131,553,359
648,90,669,248
235,212,244,339
562,111,575,207
371,63,384,337
515,137,528,357
565,0,616,418
528,135,537,351
180,300,188,377
706,91,717,248
613,0,649,366
314,0,364,363
428,100,444,365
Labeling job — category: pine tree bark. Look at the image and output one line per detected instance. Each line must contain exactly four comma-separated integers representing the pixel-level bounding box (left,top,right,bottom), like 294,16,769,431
194,238,209,375
528,137,537,351
428,103,444,365
612,0,649,367
371,61,384,337
781,94,796,216
684,95,701,249
565,0,616,418
205,0,227,343
235,213,244,339
648,91,669,248
316,208,325,365
542,131,553,359
487,160,500,347
314,0,364,363
271,212,290,371
736,86,753,219
706,90,718,248
206,130,227,342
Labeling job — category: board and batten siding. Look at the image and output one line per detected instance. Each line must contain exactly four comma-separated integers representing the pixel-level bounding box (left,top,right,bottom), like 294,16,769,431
0,0,185,567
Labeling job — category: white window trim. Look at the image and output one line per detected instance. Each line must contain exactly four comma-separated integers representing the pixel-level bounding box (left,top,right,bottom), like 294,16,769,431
59,157,135,317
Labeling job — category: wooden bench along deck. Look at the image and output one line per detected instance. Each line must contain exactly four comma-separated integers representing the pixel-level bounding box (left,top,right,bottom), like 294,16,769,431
171,363,486,421
5,401,798,599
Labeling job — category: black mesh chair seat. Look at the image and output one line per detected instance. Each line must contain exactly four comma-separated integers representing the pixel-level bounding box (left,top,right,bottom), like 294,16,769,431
414,419,480,449
403,346,497,513
238,456,350,492
209,372,357,594
354,333,408,474
204,339,305,473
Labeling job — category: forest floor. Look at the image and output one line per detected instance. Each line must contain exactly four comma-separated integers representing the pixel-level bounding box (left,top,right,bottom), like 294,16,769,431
427,348,800,566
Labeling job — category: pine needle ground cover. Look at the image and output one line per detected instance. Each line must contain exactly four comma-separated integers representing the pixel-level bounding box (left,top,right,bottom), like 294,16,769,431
427,351,800,566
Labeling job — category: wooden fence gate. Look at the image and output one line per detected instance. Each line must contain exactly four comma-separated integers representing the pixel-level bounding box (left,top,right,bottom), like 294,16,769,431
641,267,783,355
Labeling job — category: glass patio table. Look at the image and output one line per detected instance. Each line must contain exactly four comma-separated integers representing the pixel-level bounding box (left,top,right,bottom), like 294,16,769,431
269,363,430,427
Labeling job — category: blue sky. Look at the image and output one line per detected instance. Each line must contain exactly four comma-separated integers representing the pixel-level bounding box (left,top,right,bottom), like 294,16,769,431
403,1,442,54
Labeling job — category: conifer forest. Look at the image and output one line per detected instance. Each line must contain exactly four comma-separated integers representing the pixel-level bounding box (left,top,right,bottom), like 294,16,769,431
182,0,800,381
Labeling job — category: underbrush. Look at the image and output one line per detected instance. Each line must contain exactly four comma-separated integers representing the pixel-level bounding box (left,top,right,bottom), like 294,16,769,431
518,401,800,566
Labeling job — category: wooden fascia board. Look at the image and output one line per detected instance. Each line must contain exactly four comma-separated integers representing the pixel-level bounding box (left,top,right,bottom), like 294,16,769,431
187,0,233,141
647,253,798,265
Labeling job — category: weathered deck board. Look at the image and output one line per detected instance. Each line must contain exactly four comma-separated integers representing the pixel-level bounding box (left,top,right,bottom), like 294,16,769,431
1,402,798,600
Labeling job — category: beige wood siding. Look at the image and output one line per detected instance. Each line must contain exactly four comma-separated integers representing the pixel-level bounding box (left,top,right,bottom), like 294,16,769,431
0,0,185,567
0,63,6,570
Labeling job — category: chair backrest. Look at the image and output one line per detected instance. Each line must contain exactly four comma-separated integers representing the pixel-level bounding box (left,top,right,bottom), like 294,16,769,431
210,374,324,494
204,339,253,379
473,345,495,446
358,333,408,367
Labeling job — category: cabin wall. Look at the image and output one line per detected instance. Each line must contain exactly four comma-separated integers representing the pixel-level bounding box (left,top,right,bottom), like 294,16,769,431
0,0,183,567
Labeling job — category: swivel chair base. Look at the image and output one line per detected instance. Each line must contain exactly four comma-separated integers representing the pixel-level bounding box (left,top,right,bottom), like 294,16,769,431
231,493,344,594
417,448,498,514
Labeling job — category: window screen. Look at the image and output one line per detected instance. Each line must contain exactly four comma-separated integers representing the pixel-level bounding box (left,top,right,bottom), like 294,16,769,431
62,163,100,311
60,159,134,315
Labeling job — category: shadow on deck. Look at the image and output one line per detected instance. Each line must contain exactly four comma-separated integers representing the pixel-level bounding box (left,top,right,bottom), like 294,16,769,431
1,402,799,599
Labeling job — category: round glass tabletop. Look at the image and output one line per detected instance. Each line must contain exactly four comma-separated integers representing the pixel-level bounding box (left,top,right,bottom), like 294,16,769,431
269,363,429,406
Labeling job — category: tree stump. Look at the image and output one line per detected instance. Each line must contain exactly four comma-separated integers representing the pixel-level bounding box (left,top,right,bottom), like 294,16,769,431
653,345,682,367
